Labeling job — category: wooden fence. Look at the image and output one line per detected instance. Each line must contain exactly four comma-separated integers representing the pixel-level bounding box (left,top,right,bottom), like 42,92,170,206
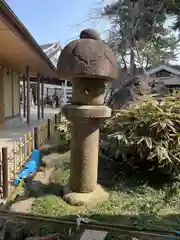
0,112,62,199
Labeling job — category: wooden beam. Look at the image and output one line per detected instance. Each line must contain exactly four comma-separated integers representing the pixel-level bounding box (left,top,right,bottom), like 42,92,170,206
26,66,30,125
30,77,66,86
23,75,26,118
41,78,44,119
37,74,41,120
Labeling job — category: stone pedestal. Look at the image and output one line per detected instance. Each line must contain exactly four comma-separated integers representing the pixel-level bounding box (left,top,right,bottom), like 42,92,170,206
63,105,111,194
70,119,99,193
57,29,117,206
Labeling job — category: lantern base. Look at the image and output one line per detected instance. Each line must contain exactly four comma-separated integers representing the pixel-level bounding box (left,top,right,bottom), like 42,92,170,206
62,184,109,206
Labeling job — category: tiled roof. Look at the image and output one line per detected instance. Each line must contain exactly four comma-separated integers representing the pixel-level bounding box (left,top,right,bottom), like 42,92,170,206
40,42,62,67
41,43,54,50
111,64,180,90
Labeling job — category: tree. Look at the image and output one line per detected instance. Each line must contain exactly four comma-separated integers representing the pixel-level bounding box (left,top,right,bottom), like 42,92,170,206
135,30,179,68
103,0,167,74
165,0,180,32
102,0,179,110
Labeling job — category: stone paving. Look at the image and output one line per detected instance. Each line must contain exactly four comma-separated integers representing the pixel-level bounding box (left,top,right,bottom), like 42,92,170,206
0,106,60,151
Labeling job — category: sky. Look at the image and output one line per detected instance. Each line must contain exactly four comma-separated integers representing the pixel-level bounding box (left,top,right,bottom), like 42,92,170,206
6,0,110,47
5,0,179,64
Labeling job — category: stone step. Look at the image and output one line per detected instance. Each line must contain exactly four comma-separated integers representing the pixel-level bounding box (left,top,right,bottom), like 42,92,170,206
10,197,35,213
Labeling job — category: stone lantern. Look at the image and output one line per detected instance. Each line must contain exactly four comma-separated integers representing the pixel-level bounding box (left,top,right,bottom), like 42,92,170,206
57,29,117,206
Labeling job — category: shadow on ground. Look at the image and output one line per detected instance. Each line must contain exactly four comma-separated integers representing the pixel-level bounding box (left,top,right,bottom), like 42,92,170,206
24,180,63,198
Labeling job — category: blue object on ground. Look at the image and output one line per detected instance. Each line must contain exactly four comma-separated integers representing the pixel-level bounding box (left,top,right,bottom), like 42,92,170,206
13,149,40,186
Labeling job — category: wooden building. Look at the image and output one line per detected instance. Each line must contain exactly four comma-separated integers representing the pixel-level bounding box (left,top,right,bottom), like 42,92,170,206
40,42,73,102
0,0,56,126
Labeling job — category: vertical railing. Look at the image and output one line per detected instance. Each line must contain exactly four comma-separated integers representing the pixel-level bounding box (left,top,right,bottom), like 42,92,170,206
2,147,9,199
0,112,62,198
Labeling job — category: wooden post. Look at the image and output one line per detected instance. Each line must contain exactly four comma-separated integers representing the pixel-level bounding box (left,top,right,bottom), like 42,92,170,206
34,127,39,149
59,112,62,123
18,73,21,117
2,147,9,198
0,68,5,126
60,110,62,123
26,66,30,125
23,75,26,118
64,80,68,103
41,78,44,119
58,112,61,124
37,74,41,120
11,71,14,116
54,114,58,130
47,119,51,139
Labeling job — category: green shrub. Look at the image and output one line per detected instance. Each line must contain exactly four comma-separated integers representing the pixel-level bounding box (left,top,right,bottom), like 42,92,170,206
101,94,180,176
57,118,71,150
